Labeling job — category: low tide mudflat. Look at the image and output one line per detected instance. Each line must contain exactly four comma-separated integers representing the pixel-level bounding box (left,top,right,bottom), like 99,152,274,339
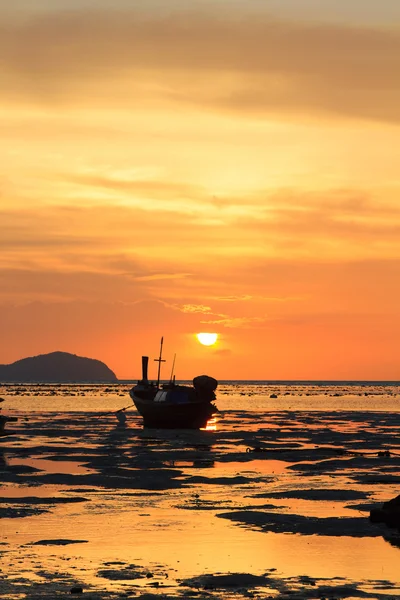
1,382,399,599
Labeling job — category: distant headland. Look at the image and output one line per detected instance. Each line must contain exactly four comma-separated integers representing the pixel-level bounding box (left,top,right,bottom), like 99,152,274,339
0,351,118,383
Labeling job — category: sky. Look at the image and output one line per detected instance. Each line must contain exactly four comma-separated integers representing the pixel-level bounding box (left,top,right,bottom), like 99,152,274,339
1,1,400,380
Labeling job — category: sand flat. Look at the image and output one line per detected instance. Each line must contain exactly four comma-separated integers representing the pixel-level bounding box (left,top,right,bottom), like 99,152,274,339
1,382,399,599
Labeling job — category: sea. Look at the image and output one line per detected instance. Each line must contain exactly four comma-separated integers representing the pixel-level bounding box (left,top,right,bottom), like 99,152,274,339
2,380,400,413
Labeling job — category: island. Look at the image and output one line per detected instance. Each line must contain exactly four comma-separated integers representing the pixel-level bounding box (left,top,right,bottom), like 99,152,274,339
0,351,118,382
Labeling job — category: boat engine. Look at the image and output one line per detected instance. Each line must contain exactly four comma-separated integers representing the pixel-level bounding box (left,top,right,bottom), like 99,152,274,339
193,375,218,401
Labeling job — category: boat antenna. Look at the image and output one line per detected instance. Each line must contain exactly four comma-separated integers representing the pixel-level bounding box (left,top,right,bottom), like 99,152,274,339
169,353,176,383
154,336,166,389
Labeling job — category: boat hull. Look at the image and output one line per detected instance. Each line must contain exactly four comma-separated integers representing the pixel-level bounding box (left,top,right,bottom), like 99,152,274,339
129,387,217,429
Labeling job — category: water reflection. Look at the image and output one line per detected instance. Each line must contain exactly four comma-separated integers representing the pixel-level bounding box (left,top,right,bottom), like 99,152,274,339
202,416,218,431
164,457,215,469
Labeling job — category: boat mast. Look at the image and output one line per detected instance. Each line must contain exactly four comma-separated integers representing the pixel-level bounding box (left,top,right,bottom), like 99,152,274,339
154,336,166,389
169,353,176,383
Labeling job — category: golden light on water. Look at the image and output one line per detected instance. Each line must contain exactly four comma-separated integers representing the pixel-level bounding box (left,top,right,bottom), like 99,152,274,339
202,416,218,431
196,332,218,346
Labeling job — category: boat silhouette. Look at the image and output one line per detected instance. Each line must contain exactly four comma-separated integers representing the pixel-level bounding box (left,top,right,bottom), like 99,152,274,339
129,338,218,429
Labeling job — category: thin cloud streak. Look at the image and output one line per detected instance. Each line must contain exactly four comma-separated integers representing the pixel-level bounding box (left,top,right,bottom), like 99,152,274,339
1,10,399,122
2,187,399,261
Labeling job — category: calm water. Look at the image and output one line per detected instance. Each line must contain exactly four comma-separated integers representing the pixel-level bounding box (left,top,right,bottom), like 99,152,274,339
1,381,400,413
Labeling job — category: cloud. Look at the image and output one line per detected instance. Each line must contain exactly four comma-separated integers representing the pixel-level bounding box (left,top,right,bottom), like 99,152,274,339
232,189,400,256
200,316,269,329
217,295,253,302
64,173,205,203
1,9,399,122
1,186,399,280
179,304,212,314
134,273,191,282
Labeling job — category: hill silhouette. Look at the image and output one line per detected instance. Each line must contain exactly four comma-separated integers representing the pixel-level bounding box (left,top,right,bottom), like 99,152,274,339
0,351,117,382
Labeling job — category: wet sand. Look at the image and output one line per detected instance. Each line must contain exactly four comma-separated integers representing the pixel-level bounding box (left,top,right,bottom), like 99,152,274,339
1,383,400,599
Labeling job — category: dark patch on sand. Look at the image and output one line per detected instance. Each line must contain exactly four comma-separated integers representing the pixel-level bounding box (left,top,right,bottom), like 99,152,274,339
97,563,166,582
180,572,400,599
249,488,369,501
184,475,263,485
31,539,88,545
3,464,42,474
353,473,400,485
1,506,49,518
181,572,272,589
177,497,280,511
217,510,385,537
346,502,379,512
1,467,186,490
97,565,148,580
0,496,89,504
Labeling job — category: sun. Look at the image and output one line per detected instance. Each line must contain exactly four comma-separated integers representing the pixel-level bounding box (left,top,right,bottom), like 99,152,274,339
196,332,218,346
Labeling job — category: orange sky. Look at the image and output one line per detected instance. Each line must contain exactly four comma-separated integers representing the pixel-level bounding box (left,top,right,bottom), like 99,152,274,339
1,2,400,380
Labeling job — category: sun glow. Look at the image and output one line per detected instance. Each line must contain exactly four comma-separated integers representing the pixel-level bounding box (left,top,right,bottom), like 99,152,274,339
196,332,218,346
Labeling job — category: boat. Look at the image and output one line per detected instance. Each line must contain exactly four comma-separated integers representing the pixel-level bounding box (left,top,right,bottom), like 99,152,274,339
129,338,218,429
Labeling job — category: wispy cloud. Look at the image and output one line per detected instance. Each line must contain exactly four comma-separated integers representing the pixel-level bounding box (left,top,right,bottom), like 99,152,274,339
200,316,269,329
2,186,399,277
217,295,253,302
1,9,399,122
179,304,212,314
134,273,191,282
64,173,205,203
